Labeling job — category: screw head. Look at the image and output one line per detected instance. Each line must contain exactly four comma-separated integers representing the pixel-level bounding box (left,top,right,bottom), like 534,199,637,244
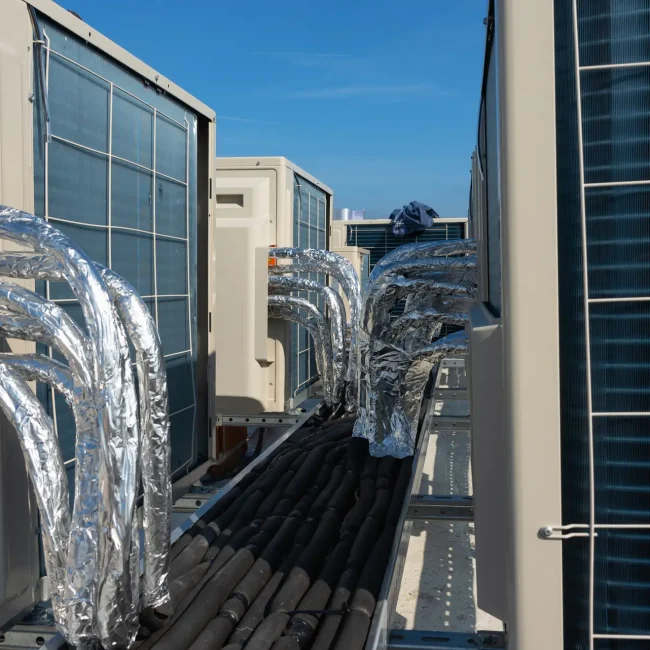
539,526,553,538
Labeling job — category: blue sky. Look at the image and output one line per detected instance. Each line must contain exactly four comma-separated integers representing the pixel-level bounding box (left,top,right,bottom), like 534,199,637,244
63,1,487,218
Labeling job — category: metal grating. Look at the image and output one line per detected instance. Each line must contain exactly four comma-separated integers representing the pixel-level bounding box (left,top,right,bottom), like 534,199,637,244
291,175,327,399
32,14,199,490
555,1,650,647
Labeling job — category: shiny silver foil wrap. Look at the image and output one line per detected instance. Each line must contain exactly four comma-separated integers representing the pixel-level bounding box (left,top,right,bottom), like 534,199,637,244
268,247,361,410
268,275,345,405
0,208,140,648
391,309,468,350
0,363,70,629
99,266,171,610
353,332,469,458
0,251,173,613
368,238,477,285
0,352,74,405
361,257,477,336
268,295,335,406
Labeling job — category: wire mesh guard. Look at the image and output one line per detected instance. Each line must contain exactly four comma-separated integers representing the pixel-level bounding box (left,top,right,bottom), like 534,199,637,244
291,177,328,398
554,1,650,647
32,14,198,484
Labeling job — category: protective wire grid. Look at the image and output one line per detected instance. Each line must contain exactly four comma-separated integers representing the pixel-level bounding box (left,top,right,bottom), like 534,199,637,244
32,15,198,490
290,175,327,399
555,1,650,647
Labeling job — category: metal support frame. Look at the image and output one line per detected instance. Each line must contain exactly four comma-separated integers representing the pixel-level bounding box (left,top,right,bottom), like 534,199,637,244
215,412,305,427
0,626,65,649
431,415,471,431
407,495,474,521
171,399,324,543
387,630,506,649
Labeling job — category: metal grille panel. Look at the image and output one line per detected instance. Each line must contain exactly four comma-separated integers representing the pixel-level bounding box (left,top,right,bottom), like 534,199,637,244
555,1,650,646
290,175,327,399
32,14,199,489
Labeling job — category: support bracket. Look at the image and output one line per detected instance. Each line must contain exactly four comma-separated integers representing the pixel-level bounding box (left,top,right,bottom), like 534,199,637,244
387,629,506,649
407,495,474,521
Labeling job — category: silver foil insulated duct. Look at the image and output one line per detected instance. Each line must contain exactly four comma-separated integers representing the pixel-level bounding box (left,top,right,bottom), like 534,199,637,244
354,241,477,458
268,247,361,410
353,332,469,458
268,275,345,405
0,207,172,648
0,362,70,628
268,294,335,406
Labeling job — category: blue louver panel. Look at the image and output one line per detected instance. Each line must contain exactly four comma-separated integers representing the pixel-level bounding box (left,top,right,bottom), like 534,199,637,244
555,1,650,647
32,14,199,497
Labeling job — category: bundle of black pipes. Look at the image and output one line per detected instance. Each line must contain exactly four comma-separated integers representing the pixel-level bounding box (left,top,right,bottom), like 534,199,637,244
133,416,413,650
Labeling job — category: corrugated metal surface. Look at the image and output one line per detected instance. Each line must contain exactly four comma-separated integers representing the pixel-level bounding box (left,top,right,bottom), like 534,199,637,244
555,1,650,646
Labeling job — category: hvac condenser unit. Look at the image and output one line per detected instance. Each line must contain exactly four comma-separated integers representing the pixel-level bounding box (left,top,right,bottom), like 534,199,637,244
468,2,650,649
328,243,369,322
214,157,332,416
0,0,215,628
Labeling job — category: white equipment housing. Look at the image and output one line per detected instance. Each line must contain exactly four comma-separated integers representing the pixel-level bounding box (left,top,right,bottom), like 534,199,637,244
0,0,216,629
214,157,333,416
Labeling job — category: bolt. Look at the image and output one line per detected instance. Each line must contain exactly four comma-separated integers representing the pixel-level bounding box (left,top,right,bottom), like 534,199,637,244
539,526,553,539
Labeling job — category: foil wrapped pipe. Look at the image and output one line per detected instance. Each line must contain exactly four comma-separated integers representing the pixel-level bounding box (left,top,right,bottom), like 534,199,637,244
268,248,361,410
268,276,346,405
0,352,74,406
390,309,469,350
99,266,171,610
0,255,172,614
394,271,475,351
368,238,477,285
0,208,140,648
268,295,336,406
0,363,70,630
0,289,99,640
362,275,476,346
353,333,469,458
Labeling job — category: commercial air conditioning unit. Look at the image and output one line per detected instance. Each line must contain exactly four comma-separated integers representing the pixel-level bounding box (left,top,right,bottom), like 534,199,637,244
328,242,369,322
0,0,215,629
214,157,333,418
468,1,650,649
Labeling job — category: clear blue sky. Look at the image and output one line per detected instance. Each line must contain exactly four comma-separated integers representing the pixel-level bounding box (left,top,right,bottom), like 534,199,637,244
63,1,488,218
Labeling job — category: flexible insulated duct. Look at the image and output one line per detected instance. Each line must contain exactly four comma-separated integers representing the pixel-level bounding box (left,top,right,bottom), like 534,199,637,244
268,276,345,405
0,253,173,612
368,239,477,286
268,295,335,406
0,363,70,629
390,309,469,351
353,333,469,457
0,207,141,648
268,248,361,410
0,352,74,405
